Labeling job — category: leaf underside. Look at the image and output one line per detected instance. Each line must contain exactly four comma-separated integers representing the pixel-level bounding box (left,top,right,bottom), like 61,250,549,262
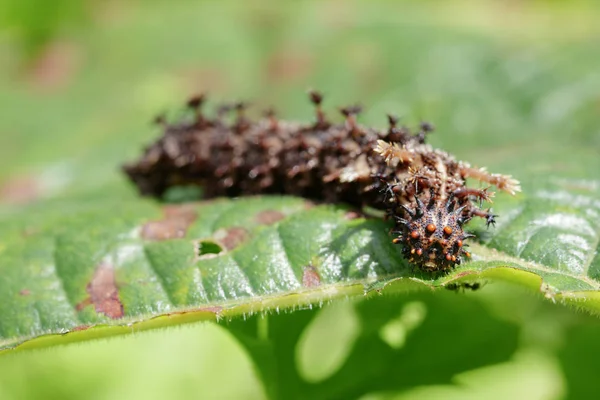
0,174,598,352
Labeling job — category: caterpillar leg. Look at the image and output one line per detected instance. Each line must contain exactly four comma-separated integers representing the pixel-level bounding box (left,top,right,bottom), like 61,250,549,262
472,208,499,228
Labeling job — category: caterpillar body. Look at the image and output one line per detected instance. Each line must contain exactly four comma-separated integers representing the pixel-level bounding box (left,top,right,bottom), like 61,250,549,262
123,92,520,272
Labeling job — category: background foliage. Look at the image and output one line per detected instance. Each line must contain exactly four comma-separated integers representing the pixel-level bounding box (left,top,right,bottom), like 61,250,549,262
1,0,600,399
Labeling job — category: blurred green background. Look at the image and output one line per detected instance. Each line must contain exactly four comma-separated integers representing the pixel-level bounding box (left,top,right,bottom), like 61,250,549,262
1,0,600,399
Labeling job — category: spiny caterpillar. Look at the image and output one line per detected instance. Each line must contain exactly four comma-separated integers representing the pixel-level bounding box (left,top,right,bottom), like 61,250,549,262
123,92,520,272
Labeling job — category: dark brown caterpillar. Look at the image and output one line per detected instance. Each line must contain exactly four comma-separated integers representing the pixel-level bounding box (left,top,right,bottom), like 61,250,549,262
123,92,520,272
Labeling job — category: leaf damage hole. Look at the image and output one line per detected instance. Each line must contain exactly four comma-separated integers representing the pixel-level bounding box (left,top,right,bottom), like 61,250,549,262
193,227,250,260
141,205,197,241
197,240,224,259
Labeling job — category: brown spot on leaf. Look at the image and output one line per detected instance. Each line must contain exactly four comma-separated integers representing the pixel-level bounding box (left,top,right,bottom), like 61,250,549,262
304,201,316,210
83,262,124,319
19,289,31,296
255,210,286,225
344,210,363,220
302,265,321,288
213,227,250,251
141,205,197,240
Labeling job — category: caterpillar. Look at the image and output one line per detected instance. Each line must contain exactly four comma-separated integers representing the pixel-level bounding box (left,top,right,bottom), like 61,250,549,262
123,92,520,272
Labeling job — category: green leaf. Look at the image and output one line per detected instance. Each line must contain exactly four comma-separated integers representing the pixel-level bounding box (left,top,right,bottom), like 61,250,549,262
1,7,600,400
558,319,600,400
227,291,519,400
1,1,600,399
1,170,599,352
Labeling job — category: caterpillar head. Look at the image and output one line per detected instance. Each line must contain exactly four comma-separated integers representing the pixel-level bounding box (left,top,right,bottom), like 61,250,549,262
393,195,471,271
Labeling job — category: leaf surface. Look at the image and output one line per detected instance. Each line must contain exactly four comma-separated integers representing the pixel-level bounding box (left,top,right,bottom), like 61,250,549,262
1,172,599,352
